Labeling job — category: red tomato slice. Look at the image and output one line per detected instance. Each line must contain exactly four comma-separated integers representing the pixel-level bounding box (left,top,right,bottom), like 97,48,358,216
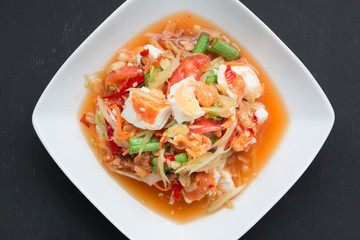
105,66,143,85
190,117,223,134
169,54,211,87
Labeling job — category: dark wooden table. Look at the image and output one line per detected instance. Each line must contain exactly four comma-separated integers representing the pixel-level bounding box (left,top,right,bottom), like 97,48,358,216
1,0,359,239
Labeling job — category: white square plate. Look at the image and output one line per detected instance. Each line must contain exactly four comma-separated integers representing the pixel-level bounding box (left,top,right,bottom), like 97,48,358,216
32,0,335,239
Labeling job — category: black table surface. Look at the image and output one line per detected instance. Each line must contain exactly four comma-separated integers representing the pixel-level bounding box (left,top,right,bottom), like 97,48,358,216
1,0,359,239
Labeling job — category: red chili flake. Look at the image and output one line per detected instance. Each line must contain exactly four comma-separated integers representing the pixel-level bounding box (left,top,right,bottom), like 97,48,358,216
209,184,214,188
139,49,149,57
165,155,176,162
171,183,183,201
253,115,258,123
80,114,90,127
253,115,259,127
248,128,255,136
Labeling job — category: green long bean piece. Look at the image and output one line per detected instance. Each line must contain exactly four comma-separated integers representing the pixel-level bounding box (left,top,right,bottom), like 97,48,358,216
192,33,210,54
206,70,217,84
129,136,159,146
129,142,160,154
128,136,160,154
208,38,240,60
175,153,188,163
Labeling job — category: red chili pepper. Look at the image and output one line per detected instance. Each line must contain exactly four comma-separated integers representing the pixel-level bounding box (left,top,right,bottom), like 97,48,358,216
139,49,149,57
171,183,183,201
106,140,122,155
102,74,145,100
105,120,122,154
80,114,90,127
105,120,113,139
164,155,175,162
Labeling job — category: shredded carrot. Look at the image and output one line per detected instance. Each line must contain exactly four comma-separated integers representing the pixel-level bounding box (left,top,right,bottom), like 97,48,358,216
122,149,129,156
156,134,170,182
109,104,133,140
157,149,162,179
154,182,171,191
159,133,167,148
115,132,135,140
144,59,155,74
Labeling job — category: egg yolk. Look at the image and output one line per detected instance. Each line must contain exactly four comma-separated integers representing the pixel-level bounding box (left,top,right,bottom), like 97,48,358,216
131,90,169,125
173,81,203,116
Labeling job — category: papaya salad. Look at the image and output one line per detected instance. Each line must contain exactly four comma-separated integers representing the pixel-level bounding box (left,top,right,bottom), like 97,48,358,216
80,20,269,213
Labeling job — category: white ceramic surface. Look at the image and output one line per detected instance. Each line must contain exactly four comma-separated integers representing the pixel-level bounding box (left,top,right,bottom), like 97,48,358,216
32,0,335,239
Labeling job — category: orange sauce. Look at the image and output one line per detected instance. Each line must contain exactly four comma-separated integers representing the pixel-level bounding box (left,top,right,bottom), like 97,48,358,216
79,11,288,223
